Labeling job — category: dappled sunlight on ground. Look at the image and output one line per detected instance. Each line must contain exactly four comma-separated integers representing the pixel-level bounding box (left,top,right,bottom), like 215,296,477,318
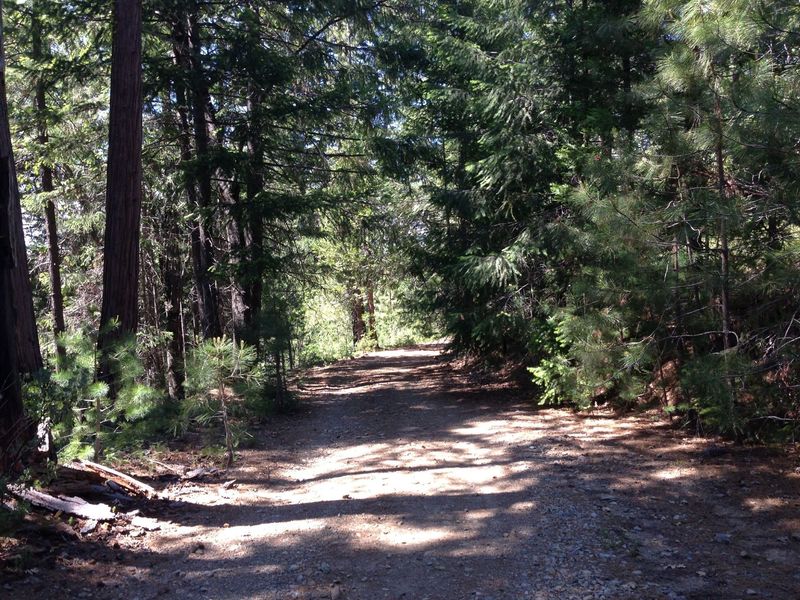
7,344,799,600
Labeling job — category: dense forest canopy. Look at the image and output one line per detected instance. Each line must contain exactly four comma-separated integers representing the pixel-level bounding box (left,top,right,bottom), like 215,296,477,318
1,0,800,470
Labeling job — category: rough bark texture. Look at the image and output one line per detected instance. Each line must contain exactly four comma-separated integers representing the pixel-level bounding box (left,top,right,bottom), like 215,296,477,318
0,8,33,472
6,9,44,375
5,15,42,372
97,0,143,382
0,177,26,473
9,157,42,374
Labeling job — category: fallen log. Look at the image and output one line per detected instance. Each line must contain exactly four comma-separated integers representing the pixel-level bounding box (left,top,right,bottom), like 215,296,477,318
75,459,158,499
46,467,107,495
9,486,115,521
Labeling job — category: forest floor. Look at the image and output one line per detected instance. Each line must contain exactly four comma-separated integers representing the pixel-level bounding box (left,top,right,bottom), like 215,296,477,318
3,344,800,600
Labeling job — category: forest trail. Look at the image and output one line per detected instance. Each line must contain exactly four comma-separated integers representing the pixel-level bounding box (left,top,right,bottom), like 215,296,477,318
9,345,800,599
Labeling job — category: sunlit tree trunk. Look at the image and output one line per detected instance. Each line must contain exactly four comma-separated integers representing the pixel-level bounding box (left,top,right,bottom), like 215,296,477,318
97,0,143,390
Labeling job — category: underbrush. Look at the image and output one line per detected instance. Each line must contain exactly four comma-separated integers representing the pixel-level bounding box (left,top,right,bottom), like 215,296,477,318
527,317,800,443
23,332,300,467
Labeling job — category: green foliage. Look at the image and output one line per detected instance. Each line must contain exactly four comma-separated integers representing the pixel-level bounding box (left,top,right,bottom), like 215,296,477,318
680,353,741,437
377,0,800,439
297,289,354,365
184,336,263,465
0,477,27,536
23,329,162,460
5,0,799,451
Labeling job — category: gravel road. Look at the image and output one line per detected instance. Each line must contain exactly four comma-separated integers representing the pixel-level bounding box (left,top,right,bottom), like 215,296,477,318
6,346,800,599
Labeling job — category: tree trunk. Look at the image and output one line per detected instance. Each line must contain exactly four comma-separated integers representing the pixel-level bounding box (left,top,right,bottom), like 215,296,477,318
0,8,33,472
188,9,221,334
366,283,378,344
6,25,42,375
243,86,265,330
32,11,65,362
350,288,366,344
714,95,733,352
155,91,187,401
224,181,248,335
0,163,26,474
0,245,25,474
171,11,222,339
242,5,266,330
713,87,738,421
172,66,211,347
162,239,185,401
43,174,65,359
273,349,285,409
9,154,42,374
97,0,143,388
203,89,248,336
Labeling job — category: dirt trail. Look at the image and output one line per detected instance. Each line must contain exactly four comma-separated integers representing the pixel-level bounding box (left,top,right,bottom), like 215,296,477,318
6,346,800,599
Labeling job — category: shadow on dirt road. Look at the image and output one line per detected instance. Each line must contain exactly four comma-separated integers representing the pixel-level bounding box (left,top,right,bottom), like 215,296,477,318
7,346,800,600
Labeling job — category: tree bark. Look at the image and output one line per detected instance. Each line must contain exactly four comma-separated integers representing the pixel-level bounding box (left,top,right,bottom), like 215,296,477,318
97,0,143,387
0,163,26,474
33,13,66,362
163,267,185,400
0,6,33,472
9,153,42,374
202,85,248,336
224,180,248,334
6,10,42,375
714,95,733,352
366,283,378,344
243,87,265,330
273,349,285,409
189,10,223,339
241,4,266,329
350,288,366,344
161,226,185,400
171,10,221,339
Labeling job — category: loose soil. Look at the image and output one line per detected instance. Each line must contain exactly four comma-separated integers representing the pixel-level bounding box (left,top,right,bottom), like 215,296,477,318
3,345,800,599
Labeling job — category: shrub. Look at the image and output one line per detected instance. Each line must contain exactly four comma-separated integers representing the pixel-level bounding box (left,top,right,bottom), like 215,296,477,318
184,336,263,467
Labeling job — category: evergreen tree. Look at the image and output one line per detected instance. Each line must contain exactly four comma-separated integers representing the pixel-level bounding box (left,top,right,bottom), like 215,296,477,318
97,0,144,396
